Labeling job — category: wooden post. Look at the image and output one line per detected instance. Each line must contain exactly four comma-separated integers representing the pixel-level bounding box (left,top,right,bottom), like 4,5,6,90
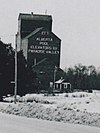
53,66,57,94
14,34,17,104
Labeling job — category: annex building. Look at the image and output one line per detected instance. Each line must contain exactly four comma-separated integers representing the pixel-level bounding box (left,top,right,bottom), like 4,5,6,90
16,12,62,90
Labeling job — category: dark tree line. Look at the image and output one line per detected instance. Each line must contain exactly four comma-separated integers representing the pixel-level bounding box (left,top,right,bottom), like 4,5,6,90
17,51,38,95
64,64,100,91
0,41,38,100
0,41,14,100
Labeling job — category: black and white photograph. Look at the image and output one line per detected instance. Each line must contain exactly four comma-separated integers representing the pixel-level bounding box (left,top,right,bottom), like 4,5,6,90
0,0,100,132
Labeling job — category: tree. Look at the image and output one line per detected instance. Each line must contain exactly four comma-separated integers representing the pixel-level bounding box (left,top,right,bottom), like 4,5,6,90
17,51,38,95
64,64,99,91
0,41,14,100
88,65,97,90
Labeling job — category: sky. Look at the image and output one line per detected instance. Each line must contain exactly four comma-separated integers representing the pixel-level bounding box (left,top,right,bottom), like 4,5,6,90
0,0,100,69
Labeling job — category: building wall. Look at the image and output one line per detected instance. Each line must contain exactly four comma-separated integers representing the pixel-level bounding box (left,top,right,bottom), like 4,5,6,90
17,13,61,90
17,33,21,51
22,38,28,60
18,13,52,39
27,28,61,68
17,19,21,51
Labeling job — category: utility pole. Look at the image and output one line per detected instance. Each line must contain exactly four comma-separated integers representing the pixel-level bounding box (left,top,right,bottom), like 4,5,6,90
53,66,57,94
14,34,17,104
